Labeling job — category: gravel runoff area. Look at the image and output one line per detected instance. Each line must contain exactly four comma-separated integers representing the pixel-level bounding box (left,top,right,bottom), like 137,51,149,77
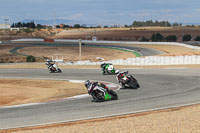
0,79,86,106
2,104,200,133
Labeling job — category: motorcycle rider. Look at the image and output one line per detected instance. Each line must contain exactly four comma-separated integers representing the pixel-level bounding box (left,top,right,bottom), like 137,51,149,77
84,80,108,96
101,63,113,74
46,59,51,65
46,59,53,69
100,63,107,73
115,70,128,89
46,59,58,72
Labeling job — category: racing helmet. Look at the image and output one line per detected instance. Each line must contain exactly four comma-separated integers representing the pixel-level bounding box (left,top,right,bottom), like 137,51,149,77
46,59,50,65
115,70,120,74
84,80,91,88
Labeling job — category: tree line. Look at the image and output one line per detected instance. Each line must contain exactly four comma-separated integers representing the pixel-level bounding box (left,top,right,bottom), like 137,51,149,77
132,20,171,27
11,20,199,29
11,21,103,29
140,33,200,42
124,20,184,27
11,21,36,28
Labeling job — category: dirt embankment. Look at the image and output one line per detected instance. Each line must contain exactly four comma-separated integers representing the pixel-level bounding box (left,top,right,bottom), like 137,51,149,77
54,27,200,42
0,29,54,40
3,104,200,133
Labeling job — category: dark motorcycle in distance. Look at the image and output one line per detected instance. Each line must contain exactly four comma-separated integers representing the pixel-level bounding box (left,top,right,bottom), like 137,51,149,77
117,71,140,89
122,75,140,89
100,63,119,75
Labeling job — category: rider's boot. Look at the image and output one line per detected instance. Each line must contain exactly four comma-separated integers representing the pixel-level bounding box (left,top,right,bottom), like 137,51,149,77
121,83,126,89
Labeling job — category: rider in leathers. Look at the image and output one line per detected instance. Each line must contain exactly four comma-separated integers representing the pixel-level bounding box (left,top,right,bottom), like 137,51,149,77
46,59,58,72
100,63,112,74
116,71,128,89
85,80,108,96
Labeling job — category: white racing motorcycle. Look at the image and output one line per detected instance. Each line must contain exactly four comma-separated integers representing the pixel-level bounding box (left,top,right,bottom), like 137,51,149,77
46,60,62,73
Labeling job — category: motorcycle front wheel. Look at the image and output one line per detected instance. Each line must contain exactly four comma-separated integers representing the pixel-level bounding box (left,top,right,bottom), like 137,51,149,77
58,68,62,73
109,90,118,100
91,91,105,102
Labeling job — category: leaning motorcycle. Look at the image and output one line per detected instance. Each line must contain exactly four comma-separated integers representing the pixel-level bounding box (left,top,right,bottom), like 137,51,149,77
46,62,62,73
101,63,118,75
120,75,140,89
49,64,62,73
90,86,118,102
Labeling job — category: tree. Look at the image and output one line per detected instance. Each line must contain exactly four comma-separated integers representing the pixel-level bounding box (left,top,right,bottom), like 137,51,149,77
182,34,192,41
166,35,177,42
132,20,171,27
140,37,149,42
56,25,60,28
12,21,36,28
151,33,164,42
63,24,71,28
172,23,179,27
37,24,43,28
26,55,36,62
74,24,81,28
124,24,129,27
16,22,23,27
26,21,36,28
194,36,200,41
11,23,15,28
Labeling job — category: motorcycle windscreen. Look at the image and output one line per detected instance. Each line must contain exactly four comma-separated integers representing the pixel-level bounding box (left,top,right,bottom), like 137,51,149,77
104,92,112,100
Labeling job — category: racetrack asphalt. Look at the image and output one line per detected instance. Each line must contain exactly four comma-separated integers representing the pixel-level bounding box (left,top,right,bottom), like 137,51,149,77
9,42,166,57
0,68,200,129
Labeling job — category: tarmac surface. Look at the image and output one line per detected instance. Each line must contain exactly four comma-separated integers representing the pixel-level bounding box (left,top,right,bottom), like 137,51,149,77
0,68,200,129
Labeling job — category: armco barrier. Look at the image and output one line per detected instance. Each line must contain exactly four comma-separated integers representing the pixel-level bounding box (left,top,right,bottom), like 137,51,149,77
60,55,200,66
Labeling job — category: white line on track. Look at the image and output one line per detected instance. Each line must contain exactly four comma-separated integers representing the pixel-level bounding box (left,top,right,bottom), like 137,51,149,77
0,103,45,109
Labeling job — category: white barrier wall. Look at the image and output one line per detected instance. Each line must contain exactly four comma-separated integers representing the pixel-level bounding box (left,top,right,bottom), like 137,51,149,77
61,55,200,66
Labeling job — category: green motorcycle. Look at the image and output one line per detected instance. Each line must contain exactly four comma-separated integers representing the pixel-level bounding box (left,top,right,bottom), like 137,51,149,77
100,63,118,75
91,86,118,102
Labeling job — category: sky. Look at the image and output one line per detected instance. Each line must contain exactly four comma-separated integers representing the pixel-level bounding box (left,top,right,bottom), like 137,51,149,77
0,0,200,25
